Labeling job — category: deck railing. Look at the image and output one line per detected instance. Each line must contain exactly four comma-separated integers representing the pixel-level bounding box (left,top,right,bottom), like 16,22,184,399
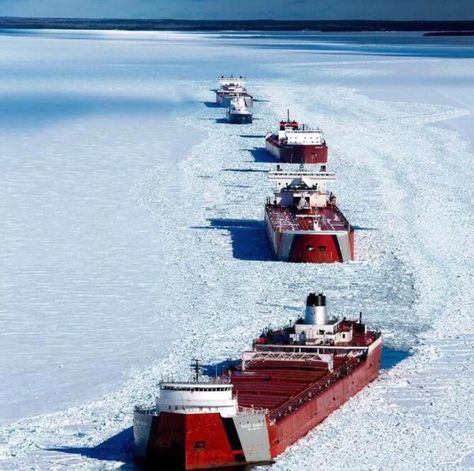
238,405,269,415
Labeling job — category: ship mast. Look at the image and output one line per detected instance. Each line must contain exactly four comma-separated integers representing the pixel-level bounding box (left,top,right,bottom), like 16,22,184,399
191,359,200,383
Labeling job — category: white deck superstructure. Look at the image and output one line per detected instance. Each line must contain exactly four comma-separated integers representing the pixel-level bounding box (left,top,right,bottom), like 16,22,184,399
268,168,336,210
218,76,247,94
278,126,325,145
216,75,253,106
155,381,238,416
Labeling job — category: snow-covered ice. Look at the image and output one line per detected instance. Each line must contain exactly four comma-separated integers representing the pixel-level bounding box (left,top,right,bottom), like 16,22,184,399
0,30,473,469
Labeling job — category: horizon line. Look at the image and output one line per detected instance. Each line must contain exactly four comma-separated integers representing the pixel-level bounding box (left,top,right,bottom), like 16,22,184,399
1,17,474,23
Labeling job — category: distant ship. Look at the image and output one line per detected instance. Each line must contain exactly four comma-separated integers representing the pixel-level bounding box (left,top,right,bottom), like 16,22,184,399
216,75,253,107
265,166,354,263
265,112,328,164
133,292,381,470
226,96,253,124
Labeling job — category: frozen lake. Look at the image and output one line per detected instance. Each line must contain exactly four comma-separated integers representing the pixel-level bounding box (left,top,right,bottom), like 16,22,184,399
0,30,206,424
0,30,473,469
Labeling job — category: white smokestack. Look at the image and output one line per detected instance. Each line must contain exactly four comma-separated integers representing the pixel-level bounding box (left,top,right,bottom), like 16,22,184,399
304,293,328,325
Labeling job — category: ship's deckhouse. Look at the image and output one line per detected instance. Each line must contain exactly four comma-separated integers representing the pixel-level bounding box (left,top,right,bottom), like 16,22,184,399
269,169,335,210
279,127,325,145
156,382,238,417
218,76,246,92
216,75,252,107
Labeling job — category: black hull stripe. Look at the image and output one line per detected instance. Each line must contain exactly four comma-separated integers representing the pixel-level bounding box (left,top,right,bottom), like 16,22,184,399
332,234,343,262
222,417,246,463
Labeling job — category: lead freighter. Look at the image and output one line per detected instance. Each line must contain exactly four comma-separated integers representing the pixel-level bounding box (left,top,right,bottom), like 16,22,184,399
265,166,354,263
265,112,328,164
215,75,253,107
134,293,382,470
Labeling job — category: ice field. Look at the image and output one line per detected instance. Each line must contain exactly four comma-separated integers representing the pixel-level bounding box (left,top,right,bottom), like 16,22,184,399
0,30,473,469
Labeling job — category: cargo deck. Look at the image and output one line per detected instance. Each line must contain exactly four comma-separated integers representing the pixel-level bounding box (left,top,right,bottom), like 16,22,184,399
266,204,351,233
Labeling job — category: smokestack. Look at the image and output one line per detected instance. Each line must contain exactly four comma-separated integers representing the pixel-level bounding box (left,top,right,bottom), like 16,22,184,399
304,293,328,325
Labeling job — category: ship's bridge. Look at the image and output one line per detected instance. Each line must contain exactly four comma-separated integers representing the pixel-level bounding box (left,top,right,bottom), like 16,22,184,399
218,76,246,91
293,318,354,345
279,127,325,145
156,381,238,417
269,169,336,209
292,293,361,346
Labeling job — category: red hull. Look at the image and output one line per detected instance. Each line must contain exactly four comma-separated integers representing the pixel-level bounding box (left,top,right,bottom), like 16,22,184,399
137,342,380,469
265,206,355,263
141,412,250,470
286,232,354,263
265,135,328,164
268,343,381,455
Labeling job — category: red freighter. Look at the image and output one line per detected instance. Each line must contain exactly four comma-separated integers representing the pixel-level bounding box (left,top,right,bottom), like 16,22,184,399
265,112,328,164
215,75,253,107
265,166,354,263
133,293,381,470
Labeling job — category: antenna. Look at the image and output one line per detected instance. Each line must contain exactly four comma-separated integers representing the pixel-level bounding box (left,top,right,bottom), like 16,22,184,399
191,359,200,383
287,109,290,122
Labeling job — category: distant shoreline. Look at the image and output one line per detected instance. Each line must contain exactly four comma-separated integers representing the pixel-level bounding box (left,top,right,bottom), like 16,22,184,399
1,17,474,33
424,31,474,36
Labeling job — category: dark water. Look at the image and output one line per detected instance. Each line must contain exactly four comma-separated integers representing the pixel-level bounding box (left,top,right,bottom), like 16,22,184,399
381,347,411,369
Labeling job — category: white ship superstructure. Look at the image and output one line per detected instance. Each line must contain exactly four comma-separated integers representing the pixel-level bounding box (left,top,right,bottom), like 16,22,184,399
216,75,253,106
227,96,253,124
